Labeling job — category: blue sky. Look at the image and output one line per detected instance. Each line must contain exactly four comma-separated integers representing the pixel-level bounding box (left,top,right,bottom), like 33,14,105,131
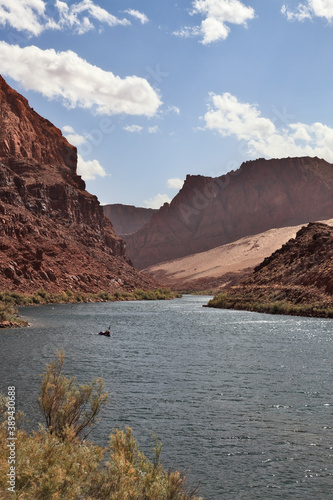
0,0,333,207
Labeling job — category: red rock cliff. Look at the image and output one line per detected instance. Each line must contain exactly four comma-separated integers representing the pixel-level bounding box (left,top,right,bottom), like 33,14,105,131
0,76,77,173
0,75,157,293
103,204,157,236
125,157,333,269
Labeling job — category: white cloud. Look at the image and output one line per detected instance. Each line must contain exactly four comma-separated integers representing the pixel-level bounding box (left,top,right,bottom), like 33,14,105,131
77,154,107,180
148,125,160,134
62,126,107,180
62,125,88,146
0,0,130,36
203,92,333,162
174,0,255,44
0,0,47,36
56,0,130,34
204,92,275,141
0,42,162,117
124,9,149,24
165,105,180,115
282,1,333,22
173,25,202,39
167,178,184,189
144,194,172,209
123,124,143,133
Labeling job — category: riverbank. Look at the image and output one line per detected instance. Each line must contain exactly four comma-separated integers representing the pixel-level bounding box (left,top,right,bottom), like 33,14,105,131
206,285,333,318
0,302,29,328
0,288,182,328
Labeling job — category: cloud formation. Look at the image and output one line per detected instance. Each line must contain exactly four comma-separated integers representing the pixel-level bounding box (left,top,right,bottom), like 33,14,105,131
204,92,333,161
0,0,49,36
123,125,143,133
56,0,130,34
124,9,149,24
148,126,160,134
0,42,162,116
62,125,88,146
0,0,132,36
144,178,184,209
282,1,333,22
62,125,107,180
144,194,172,209
167,178,184,189
165,105,180,115
77,154,107,180
174,0,255,44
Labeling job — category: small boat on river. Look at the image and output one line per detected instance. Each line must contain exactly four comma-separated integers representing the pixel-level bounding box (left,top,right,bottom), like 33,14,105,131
98,326,111,337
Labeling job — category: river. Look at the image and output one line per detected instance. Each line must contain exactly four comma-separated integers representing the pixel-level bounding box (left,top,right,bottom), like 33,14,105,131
0,295,332,499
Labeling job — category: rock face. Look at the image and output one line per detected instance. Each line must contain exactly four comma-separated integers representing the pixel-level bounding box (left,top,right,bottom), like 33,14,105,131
0,76,77,174
142,220,333,291
125,157,333,269
249,222,333,294
0,75,157,293
103,204,157,236
207,222,333,316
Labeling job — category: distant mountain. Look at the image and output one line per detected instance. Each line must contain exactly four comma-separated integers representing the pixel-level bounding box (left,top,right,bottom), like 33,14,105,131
125,157,333,269
207,222,333,317
0,75,156,293
103,204,157,236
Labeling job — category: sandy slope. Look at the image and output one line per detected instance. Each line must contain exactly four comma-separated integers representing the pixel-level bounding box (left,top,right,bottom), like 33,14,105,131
143,219,333,290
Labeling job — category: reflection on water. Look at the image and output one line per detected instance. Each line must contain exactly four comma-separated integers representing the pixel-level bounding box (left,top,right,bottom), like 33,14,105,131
0,296,332,499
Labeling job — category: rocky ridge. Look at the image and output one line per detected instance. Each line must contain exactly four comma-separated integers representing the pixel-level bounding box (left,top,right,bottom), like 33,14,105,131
0,75,157,293
249,222,333,293
125,157,333,269
103,204,157,236
207,222,333,317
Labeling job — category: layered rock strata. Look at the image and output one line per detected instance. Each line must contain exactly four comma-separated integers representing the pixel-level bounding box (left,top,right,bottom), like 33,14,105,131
208,222,333,316
0,75,157,293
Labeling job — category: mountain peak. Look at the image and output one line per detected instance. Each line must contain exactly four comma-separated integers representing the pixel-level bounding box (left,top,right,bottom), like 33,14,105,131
0,74,77,175
125,156,333,269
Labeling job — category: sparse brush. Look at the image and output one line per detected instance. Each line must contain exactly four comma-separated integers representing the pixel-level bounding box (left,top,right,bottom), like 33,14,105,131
0,352,201,499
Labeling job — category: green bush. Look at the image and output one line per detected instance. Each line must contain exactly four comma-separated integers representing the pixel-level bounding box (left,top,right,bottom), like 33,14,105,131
207,290,333,318
37,289,49,300
0,288,182,328
39,351,108,441
0,353,201,499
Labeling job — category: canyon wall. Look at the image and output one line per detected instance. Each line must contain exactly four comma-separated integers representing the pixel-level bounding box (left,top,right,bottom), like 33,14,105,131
103,204,156,236
0,75,156,293
125,157,333,269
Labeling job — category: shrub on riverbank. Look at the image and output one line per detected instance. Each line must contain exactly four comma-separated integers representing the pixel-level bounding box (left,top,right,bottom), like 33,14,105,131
0,288,182,327
0,353,200,499
0,302,28,327
0,288,181,307
206,287,333,318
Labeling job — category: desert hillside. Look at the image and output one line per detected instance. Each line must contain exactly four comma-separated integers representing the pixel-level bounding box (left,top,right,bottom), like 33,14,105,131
207,222,333,317
125,157,333,269
143,219,333,291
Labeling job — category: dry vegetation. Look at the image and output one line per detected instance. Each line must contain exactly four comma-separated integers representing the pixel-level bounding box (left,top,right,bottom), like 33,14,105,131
207,223,333,318
0,352,201,499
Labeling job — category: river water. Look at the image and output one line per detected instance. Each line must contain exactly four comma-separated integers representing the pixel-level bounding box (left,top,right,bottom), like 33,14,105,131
0,295,332,499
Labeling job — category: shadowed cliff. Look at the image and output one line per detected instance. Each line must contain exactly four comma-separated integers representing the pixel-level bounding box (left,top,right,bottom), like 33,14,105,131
103,203,156,236
125,157,333,269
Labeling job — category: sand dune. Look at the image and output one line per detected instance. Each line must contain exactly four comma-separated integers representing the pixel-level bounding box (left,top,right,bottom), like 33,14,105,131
143,219,333,290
